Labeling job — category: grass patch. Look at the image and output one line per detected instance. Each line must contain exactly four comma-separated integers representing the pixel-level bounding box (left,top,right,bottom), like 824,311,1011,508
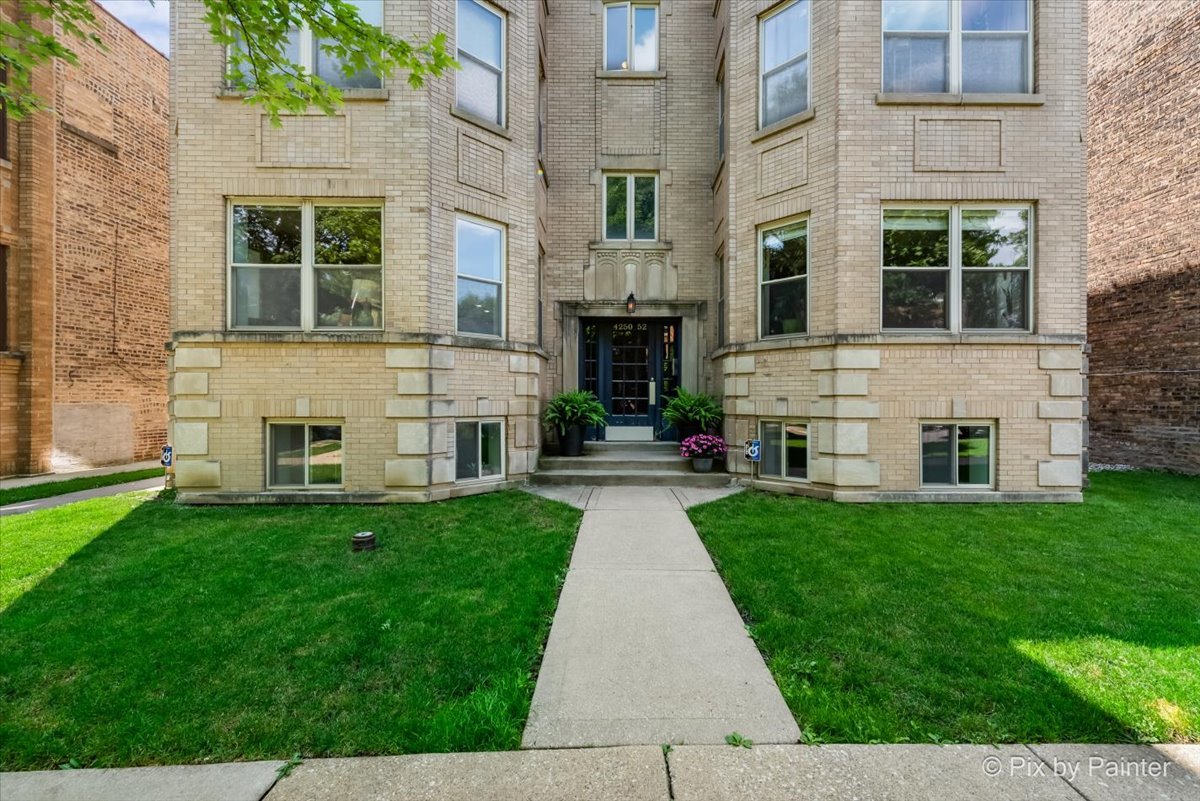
689,471,1200,744
0,468,164,507
0,490,580,769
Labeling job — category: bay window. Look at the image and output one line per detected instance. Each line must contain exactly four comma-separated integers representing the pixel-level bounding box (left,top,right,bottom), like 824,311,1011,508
604,3,658,72
920,423,994,487
759,0,810,128
882,0,1032,94
759,218,808,338
882,205,1031,332
457,0,506,126
456,215,505,338
605,174,658,241
230,201,383,330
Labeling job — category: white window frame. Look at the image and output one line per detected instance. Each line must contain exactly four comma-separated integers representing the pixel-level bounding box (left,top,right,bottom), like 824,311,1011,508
266,419,345,490
879,203,1033,334
456,0,507,127
454,419,506,483
602,2,659,72
716,249,726,348
880,0,1033,94
918,421,996,489
758,0,812,129
454,213,506,339
757,215,810,340
603,173,659,242
227,198,384,332
758,419,811,483
716,63,726,164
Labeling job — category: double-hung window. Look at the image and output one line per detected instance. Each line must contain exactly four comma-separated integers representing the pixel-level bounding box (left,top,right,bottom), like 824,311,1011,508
881,205,1031,332
268,422,344,488
228,0,382,89
456,215,505,338
604,3,658,71
759,0,810,128
760,421,809,481
920,422,993,487
716,68,726,163
457,0,506,126
230,201,383,330
759,218,808,338
456,420,504,481
604,174,657,241
882,0,1032,94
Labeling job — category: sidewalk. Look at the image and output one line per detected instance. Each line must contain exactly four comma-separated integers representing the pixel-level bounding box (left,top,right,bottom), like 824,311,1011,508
4,744,1197,801
0,461,161,490
0,478,165,517
521,486,800,748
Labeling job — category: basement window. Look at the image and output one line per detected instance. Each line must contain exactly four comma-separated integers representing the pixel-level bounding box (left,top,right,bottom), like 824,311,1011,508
920,422,994,487
268,422,344,488
759,420,809,481
455,421,504,482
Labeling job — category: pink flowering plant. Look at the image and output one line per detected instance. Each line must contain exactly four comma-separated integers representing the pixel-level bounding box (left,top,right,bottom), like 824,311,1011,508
680,433,728,459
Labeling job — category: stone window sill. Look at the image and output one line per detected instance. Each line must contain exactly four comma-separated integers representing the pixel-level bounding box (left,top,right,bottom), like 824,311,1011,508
589,240,673,251
875,92,1045,107
450,106,511,140
750,108,815,144
595,69,666,80
218,87,390,101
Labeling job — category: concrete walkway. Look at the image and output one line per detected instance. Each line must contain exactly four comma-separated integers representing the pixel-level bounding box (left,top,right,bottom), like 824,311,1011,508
0,460,161,490
521,486,800,748
5,744,1197,801
0,478,165,517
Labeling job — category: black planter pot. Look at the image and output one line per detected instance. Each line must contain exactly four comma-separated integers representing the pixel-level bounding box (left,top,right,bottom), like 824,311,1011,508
560,424,586,457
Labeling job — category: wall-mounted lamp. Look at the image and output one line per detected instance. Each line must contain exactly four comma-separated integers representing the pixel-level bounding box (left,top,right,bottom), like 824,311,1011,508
626,292,637,315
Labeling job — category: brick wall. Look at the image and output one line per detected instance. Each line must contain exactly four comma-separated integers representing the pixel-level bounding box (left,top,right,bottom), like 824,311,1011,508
0,0,169,476
1087,0,1200,474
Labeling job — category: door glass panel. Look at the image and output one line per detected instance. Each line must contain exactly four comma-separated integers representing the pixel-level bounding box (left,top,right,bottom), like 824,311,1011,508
583,323,599,396
609,322,650,417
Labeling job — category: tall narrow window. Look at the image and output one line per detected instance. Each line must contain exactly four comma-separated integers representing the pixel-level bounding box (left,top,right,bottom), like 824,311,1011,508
760,421,809,481
537,59,547,162
230,201,383,330
759,219,808,338
716,68,726,163
883,0,1031,94
268,422,344,488
457,0,506,126
456,421,504,481
882,205,1031,331
456,215,505,338
0,245,8,351
920,423,993,487
604,174,657,241
604,3,658,71
716,253,726,348
537,246,545,348
759,0,810,128
0,62,8,160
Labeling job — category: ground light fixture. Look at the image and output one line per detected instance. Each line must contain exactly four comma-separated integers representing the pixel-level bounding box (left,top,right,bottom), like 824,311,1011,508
626,292,637,314
351,531,377,551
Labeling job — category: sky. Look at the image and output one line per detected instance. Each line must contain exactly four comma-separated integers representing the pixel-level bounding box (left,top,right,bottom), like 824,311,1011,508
97,0,171,57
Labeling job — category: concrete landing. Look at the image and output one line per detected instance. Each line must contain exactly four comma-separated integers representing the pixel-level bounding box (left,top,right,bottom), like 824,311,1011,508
521,487,798,748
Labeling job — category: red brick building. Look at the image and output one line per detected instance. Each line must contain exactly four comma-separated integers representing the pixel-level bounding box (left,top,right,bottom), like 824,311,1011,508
1087,0,1200,474
1,1,169,477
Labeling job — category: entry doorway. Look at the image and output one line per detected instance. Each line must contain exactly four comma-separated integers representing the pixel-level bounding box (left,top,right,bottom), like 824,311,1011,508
580,318,680,441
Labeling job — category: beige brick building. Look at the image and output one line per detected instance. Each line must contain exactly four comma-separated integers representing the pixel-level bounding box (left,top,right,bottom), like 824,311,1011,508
170,0,1088,502
1,1,169,477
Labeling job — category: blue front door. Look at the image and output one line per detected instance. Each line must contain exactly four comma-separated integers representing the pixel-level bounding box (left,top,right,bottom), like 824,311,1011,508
580,318,679,439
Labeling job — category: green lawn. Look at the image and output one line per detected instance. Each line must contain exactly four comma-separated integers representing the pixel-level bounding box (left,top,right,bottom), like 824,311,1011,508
690,471,1200,744
0,490,580,770
0,468,164,507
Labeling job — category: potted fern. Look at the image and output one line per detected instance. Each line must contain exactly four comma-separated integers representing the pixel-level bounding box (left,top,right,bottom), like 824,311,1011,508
544,390,608,456
661,387,724,441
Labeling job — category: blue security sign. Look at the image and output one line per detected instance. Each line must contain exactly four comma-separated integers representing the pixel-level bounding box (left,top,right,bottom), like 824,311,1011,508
744,439,761,462
161,445,173,468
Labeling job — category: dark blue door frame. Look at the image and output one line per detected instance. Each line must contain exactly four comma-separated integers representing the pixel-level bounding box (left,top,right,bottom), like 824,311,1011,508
580,318,680,440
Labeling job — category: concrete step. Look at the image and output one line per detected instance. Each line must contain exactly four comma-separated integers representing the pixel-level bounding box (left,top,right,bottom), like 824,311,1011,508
583,441,679,453
529,469,733,488
539,453,688,472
